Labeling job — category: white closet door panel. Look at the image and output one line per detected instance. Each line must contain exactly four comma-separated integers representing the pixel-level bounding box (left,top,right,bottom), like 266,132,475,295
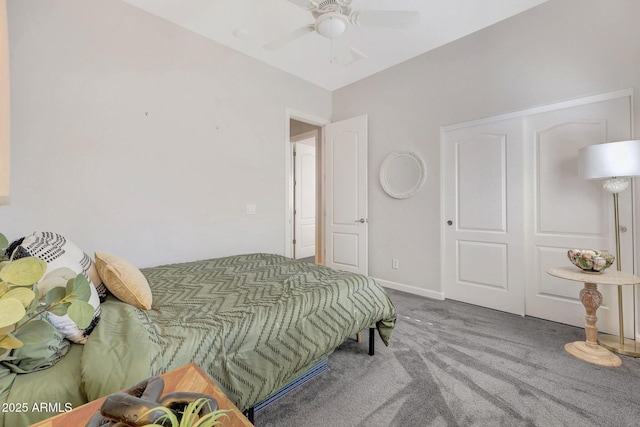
457,134,506,232
458,241,508,289
443,118,525,315
525,96,633,335
537,246,583,300
537,123,607,235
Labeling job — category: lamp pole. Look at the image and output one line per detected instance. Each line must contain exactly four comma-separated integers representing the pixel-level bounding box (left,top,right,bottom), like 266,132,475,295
597,183,640,356
578,140,640,357
612,190,624,345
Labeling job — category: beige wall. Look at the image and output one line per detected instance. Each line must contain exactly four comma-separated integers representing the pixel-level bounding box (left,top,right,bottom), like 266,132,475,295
332,0,640,296
1,0,331,266
290,119,320,138
0,0,8,204
4,0,640,295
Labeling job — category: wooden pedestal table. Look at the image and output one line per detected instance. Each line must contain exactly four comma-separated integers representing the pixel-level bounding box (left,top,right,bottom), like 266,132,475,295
547,266,640,367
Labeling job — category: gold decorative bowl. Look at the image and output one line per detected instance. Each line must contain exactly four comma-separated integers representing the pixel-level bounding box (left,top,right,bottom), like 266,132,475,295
567,249,614,273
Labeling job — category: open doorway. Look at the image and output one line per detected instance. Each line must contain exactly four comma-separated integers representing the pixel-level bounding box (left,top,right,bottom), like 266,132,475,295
290,119,323,264
285,112,368,273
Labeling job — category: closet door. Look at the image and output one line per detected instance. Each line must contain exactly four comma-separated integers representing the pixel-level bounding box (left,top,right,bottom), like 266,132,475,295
524,96,633,335
442,118,525,315
443,93,633,333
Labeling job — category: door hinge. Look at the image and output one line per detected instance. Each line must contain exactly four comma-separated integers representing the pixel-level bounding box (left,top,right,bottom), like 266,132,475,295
293,239,297,244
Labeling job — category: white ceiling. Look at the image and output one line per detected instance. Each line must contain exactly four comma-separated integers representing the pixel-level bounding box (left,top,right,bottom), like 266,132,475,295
120,0,548,91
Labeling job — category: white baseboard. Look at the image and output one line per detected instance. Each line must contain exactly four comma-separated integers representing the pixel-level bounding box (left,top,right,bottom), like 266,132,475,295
373,277,445,301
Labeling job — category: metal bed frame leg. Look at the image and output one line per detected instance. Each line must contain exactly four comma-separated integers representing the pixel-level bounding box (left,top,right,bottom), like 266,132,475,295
369,327,375,356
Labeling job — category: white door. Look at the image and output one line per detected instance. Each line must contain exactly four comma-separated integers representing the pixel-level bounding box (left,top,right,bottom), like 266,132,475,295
443,118,526,315
294,138,316,259
524,96,633,335
443,93,633,335
324,115,368,274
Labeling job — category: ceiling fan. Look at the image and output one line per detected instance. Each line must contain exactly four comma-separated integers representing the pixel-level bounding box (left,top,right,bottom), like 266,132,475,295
264,0,420,65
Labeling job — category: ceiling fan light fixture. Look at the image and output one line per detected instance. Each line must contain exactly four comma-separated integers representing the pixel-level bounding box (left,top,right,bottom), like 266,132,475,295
315,12,348,39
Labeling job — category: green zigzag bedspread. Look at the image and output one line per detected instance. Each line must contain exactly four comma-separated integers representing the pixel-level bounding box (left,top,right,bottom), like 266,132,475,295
82,253,397,412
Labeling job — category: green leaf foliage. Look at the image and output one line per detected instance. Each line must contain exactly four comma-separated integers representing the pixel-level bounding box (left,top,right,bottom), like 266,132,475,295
13,319,55,344
140,398,232,427
0,298,26,329
48,304,68,316
0,231,96,353
38,267,76,295
0,325,15,336
0,333,23,350
45,287,66,307
67,301,94,329
3,287,35,308
67,274,91,302
0,280,8,298
26,286,41,313
0,257,47,286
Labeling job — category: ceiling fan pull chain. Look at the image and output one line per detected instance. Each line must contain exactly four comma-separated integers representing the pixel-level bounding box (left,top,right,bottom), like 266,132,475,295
330,38,335,63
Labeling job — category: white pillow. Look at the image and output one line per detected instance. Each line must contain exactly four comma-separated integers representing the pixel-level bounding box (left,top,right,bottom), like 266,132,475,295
9,232,105,344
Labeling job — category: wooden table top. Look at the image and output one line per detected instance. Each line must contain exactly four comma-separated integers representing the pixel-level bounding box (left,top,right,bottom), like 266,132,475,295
30,363,253,427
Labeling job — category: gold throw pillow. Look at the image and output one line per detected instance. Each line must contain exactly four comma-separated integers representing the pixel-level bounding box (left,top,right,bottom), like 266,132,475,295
95,251,152,310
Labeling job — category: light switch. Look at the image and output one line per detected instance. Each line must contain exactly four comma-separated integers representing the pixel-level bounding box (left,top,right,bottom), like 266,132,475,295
246,204,256,215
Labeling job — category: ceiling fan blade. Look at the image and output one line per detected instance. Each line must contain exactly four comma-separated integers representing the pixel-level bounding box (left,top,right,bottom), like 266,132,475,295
264,25,315,51
348,47,366,63
286,0,317,11
329,37,350,64
350,10,420,29
330,37,358,66
341,47,367,67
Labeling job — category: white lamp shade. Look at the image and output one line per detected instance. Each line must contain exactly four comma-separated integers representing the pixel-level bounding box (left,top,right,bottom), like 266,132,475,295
578,140,640,180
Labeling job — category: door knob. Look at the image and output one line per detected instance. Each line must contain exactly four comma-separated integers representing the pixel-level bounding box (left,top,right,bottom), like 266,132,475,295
447,220,453,226
355,218,367,223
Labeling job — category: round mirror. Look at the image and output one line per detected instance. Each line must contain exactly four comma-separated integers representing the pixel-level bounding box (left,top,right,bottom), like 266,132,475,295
380,150,427,199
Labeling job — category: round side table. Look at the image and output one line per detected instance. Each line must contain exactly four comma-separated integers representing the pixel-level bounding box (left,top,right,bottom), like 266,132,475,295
547,266,640,367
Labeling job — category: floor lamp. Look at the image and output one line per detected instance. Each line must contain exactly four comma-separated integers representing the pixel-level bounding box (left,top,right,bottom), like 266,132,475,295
578,139,640,356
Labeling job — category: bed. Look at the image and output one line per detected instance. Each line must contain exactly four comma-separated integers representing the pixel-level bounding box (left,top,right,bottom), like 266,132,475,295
0,251,397,427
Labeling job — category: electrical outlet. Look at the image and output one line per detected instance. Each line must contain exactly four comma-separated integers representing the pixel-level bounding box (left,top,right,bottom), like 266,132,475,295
392,258,399,269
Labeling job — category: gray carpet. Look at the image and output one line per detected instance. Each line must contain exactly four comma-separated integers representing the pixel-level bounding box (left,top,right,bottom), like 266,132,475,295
297,256,316,264
256,288,640,426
